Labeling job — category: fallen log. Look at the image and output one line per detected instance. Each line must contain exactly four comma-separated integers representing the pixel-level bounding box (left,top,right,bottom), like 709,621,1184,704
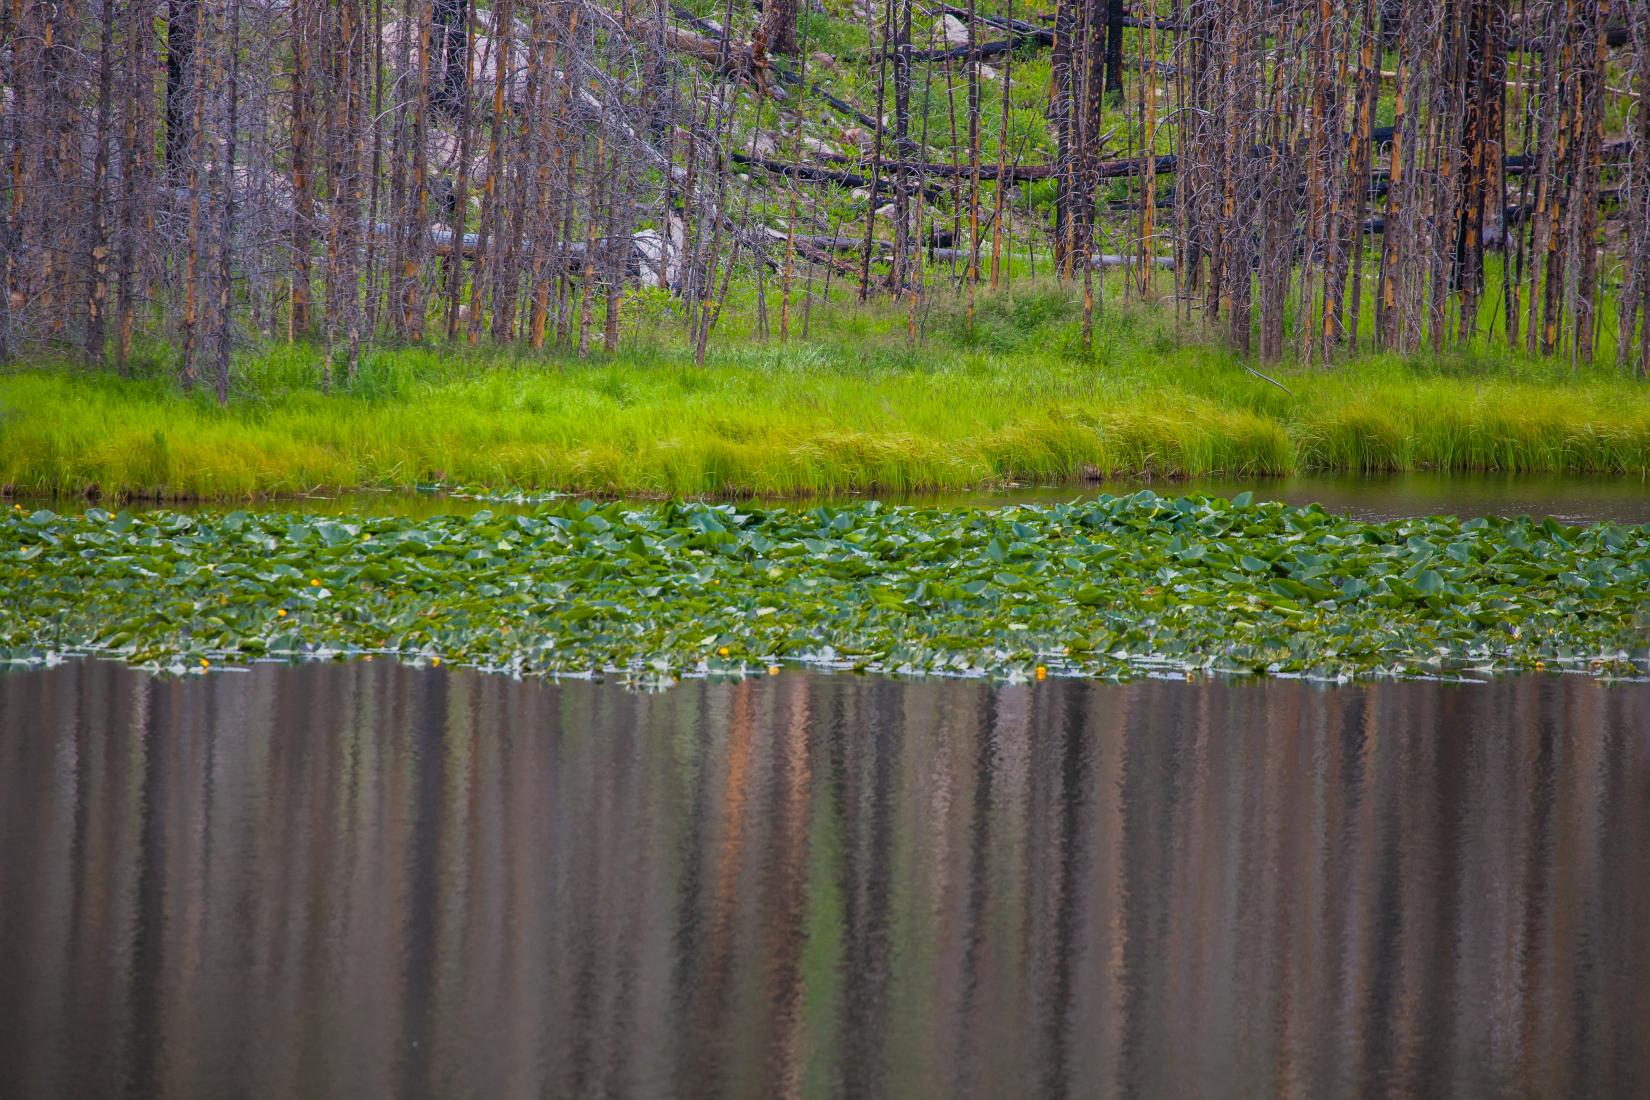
734,152,1172,186
729,151,955,201
897,29,1179,64
929,248,1175,268
611,6,779,93
886,10,1184,63
668,3,879,129
812,153,1056,181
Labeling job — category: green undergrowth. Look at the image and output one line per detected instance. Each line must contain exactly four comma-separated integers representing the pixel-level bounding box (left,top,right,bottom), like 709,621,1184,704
3,291,1650,500
3,493,1647,684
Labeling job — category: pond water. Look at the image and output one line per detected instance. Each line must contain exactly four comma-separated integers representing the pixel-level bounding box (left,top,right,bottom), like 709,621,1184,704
37,470,1650,525
3,661,1647,1098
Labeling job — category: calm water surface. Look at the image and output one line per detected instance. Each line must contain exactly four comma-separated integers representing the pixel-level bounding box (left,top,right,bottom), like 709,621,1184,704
40,470,1650,524
2,662,1648,1098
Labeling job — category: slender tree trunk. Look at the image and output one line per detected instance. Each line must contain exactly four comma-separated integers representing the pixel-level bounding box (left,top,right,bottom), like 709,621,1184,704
578,127,605,356
177,0,211,388
965,0,981,325
82,0,118,365
471,0,511,344
114,0,155,373
444,0,474,339
434,0,467,116
989,0,1013,288
1570,0,1606,363
1376,0,1411,349
363,0,387,339
401,0,435,339
0,0,16,363
888,0,914,292
1103,0,1125,99
215,0,241,405
859,0,890,299
289,0,314,339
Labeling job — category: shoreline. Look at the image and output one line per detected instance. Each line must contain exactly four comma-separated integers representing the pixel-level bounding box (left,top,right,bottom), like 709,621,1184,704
6,342,1650,503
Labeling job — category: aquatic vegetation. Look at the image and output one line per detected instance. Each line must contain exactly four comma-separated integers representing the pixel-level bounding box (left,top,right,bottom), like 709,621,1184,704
3,494,1647,684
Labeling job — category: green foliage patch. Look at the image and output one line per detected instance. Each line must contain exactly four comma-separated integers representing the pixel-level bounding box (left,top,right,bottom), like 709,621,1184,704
3,494,1647,684
6,312,1650,502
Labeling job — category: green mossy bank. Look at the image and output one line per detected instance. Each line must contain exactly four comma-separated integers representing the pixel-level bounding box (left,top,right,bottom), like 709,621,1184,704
3,494,1647,683
5,301,1650,501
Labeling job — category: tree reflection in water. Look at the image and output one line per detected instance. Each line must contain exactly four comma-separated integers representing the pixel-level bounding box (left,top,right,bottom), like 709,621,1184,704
1,663,1647,1098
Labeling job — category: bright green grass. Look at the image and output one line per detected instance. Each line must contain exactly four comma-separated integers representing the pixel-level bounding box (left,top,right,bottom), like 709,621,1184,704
3,289,1649,500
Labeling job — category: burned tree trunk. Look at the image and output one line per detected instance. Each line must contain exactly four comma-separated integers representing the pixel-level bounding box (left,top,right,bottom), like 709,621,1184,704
165,0,199,172
289,0,314,338
215,0,241,405
760,0,799,56
1103,0,1125,99
83,0,118,365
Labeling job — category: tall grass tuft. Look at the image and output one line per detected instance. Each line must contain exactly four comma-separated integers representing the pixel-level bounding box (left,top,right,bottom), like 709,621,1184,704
4,295,1649,500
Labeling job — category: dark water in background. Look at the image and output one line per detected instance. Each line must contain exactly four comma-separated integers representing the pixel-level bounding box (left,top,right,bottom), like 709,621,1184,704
41,470,1650,525
2,662,1648,1099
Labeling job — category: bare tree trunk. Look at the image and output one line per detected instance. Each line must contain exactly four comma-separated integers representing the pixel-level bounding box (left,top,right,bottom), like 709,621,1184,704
888,0,914,292
0,0,17,363
859,0,890,299
1051,0,1075,275
780,28,809,340
578,126,605,356
1376,0,1411,350
177,0,211,388
989,0,1013,288
1079,0,1096,344
215,0,241,405
114,0,155,373
603,133,624,353
434,0,468,116
289,0,314,339
444,0,475,340
1570,0,1606,364
363,0,387,340
760,0,798,56
471,0,511,344
400,0,435,339
1222,0,1254,354
527,0,561,349
165,0,199,171
82,0,118,365
1136,0,1158,301
1103,0,1125,99
965,0,981,325
1619,0,1650,374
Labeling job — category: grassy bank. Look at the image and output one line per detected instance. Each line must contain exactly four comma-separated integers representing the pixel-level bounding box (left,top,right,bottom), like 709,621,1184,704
5,293,1650,500
4,495,1647,683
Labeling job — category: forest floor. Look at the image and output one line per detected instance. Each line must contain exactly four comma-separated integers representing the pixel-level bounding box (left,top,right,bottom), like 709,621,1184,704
5,289,1650,502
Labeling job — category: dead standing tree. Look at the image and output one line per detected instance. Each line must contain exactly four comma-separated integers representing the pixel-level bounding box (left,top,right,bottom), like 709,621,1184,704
1618,1,1650,375
0,0,1646,381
